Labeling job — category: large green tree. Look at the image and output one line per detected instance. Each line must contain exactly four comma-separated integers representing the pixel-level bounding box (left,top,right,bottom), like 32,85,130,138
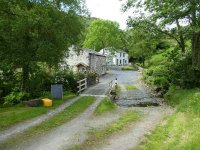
0,0,87,92
83,19,122,51
123,0,200,68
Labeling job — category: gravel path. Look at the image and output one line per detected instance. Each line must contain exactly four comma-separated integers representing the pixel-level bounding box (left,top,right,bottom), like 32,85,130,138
8,97,127,150
96,106,174,150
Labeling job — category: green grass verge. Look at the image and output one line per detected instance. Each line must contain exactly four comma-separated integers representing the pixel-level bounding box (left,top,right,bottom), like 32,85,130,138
115,84,121,95
126,84,138,90
0,96,95,150
70,111,141,149
139,113,200,150
138,87,200,150
95,98,116,115
121,65,138,70
0,92,76,131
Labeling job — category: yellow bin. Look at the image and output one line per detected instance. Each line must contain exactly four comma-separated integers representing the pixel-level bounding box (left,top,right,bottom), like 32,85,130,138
42,98,52,107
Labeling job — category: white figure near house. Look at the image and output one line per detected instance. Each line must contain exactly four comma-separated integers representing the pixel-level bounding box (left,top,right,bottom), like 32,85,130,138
64,46,106,76
99,48,129,66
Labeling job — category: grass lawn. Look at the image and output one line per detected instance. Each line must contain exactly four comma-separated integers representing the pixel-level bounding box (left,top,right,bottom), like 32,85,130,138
95,98,116,115
0,96,95,149
126,84,138,90
0,91,76,131
71,111,141,149
138,87,200,150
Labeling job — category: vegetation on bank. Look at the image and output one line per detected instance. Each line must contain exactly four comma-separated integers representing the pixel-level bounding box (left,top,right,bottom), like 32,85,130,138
95,98,116,115
126,85,138,90
138,87,200,150
121,65,138,71
71,111,141,149
0,96,95,149
0,92,76,131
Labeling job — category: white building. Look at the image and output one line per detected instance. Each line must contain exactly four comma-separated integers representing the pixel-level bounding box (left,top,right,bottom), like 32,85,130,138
64,47,106,76
99,49,129,66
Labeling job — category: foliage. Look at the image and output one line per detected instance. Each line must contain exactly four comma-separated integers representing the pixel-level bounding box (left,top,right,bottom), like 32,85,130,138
0,0,87,93
123,0,200,68
95,98,116,115
0,96,95,149
83,19,122,51
3,92,30,106
121,65,138,70
143,64,170,92
126,85,138,90
143,45,200,93
86,71,98,86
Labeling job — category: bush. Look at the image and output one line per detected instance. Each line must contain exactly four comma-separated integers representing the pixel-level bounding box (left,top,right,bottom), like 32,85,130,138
121,65,138,70
153,76,169,91
4,92,30,106
29,70,53,98
146,52,167,67
86,72,98,86
143,65,170,92
53,69,86,93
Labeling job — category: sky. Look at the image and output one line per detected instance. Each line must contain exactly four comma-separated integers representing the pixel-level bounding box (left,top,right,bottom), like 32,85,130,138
85,0,132,29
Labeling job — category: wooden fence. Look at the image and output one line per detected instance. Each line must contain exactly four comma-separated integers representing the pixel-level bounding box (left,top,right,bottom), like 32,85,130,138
77,78,87,93
108,80,113,90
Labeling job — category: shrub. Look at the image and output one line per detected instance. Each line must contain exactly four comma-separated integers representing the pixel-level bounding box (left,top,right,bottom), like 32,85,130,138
4,92,30,106
121,65,138,70
53,69,86,93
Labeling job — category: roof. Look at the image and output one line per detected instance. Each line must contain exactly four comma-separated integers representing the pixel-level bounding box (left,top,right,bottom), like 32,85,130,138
82,48,106,57
75,62,89,67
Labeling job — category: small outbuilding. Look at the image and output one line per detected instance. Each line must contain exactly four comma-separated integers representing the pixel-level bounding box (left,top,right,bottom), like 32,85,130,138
64,46,106,76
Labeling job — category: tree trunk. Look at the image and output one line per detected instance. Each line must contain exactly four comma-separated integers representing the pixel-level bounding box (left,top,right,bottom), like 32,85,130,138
192,32,200,68
175,19,186,55
22,64,30,92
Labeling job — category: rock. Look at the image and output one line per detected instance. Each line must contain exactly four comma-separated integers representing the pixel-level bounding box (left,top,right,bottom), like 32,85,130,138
23,99,42,107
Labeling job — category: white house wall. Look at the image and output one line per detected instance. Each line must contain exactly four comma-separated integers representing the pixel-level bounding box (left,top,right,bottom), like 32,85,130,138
114,52,129,66
65,47,89,71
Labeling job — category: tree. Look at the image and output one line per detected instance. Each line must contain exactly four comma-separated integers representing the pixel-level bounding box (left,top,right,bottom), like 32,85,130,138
126,21,161,66
123,0,200,68
83,19,122,51
0,0,87,92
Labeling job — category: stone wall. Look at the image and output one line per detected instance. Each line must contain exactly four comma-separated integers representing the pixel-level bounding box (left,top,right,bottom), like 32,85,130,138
89,53,106,75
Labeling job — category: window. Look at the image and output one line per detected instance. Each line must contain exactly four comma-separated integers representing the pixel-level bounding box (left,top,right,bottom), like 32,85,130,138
123,53,125,57
120,53,121,57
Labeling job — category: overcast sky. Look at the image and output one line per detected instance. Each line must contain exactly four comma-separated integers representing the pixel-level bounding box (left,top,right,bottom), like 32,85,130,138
85,0,132,29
